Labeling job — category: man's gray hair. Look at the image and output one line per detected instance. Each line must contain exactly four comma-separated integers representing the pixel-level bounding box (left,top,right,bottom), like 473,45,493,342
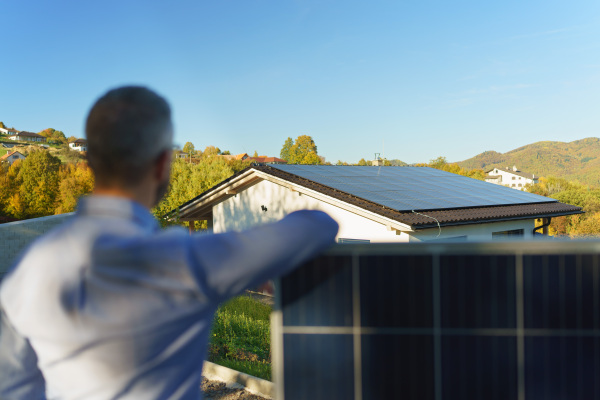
86,86,173,185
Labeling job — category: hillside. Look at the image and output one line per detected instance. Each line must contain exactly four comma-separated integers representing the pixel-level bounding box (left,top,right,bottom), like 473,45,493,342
456,138,600,187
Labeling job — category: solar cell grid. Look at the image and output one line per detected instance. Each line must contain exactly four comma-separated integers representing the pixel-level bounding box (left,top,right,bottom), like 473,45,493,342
270,165,553,211
274,243,600,400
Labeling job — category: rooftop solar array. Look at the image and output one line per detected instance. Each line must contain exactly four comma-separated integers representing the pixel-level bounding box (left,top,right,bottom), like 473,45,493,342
269,165,553,212
272,242,600,400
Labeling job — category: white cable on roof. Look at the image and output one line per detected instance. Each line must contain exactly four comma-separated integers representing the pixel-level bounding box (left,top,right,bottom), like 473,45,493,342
411,210,441,238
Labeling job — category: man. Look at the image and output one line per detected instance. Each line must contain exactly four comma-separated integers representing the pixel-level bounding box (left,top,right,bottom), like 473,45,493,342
0,86,338,399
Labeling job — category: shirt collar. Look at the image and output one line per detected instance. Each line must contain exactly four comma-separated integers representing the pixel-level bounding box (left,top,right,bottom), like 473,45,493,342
76,195,159,232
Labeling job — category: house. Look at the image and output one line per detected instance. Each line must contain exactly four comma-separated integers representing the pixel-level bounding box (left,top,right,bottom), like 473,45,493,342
9,131,46,143
170,165,582,242
0,151,26,165
0,128,19,136
175,150,190,160
69,138,88,152
486,165,539,190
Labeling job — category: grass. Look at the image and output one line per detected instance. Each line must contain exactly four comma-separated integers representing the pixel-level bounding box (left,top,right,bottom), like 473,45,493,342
209,296,272,381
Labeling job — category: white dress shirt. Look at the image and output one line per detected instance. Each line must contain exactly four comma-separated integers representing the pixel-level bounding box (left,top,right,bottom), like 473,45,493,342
0,196,338,399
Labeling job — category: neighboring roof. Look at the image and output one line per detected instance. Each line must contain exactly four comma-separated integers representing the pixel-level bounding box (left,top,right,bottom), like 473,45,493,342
172,165,582,230
0,151,25,161
485,167,537,180
248,156,287,164
12,131,44,138
70,138,87,144
218,153,249,161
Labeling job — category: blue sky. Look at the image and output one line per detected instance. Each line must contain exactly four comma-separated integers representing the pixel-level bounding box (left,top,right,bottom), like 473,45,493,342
2,1,599,164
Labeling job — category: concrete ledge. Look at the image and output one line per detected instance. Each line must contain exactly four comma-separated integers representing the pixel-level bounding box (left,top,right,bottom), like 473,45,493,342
202,361,273,399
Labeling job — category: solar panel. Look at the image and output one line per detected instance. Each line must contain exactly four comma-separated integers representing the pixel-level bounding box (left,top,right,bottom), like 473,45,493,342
272,242,600,400
270,165,552,211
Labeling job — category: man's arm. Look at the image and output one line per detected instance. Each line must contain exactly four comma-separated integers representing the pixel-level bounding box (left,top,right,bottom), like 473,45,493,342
0,306,46,399
189,210,338,302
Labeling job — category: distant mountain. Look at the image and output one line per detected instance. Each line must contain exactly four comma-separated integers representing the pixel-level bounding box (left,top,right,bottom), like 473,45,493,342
456,138,600,187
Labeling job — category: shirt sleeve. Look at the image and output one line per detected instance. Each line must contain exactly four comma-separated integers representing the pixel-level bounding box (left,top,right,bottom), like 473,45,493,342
0,306,46,400
188,210,339,302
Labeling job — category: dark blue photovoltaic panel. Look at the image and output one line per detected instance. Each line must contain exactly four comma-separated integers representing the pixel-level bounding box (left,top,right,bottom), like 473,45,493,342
271,165,553,211
275,243,600,400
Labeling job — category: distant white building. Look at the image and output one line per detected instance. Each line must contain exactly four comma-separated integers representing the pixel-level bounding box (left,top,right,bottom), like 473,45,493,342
69,139,88,152
485,166,539,190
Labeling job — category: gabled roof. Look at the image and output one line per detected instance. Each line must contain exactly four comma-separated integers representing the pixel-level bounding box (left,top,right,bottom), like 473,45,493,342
0,151,25,161
171,165,582,230
69,138,87,144
12,131,44,138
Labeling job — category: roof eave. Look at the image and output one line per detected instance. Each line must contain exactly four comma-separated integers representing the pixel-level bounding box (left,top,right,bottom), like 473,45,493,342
410,209,585,230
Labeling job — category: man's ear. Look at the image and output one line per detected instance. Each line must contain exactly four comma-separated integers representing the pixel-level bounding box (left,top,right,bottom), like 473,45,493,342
154,150,171,182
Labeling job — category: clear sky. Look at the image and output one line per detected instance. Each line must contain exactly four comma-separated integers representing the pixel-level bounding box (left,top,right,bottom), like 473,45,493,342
2,1,599,164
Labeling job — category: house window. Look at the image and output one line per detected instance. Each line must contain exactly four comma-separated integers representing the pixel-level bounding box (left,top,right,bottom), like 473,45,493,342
512,184,516,187
512,177,516,180
519,177,522,180
492,229,524,238
518,184,522,187
338,238,371,244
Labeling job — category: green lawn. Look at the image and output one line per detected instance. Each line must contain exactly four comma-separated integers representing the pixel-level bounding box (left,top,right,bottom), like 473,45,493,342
209,295,272,381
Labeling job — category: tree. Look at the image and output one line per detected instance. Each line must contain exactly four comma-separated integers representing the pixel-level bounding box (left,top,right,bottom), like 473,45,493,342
288,135,321,165
8,150,61,218
0,121,6,129
280,137,293,162
55,162,94,214
429,156,448,169
183,142,195,155
357,158,368,166
203,146,221,157
253,150,259,157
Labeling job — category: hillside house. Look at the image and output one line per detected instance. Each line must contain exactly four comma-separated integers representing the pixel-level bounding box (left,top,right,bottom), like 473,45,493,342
0,151,26,165
485,165,539,190
171,165,581,242
69,138,88,152
0,128,19,136
9,131,46,143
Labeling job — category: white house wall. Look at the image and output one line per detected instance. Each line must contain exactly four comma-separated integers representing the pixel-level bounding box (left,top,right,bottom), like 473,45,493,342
409,219,536,242
212,179,538,243
213,180,410,242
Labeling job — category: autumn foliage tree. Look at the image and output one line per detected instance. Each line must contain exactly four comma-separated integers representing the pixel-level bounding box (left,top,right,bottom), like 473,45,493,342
281,135,321,165
153,155,251,228
6,150,61,218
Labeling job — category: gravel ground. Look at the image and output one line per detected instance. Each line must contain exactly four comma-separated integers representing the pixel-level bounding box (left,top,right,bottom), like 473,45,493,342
201,377,270,400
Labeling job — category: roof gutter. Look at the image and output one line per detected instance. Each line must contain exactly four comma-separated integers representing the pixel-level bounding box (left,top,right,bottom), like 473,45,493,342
410,210,582,230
